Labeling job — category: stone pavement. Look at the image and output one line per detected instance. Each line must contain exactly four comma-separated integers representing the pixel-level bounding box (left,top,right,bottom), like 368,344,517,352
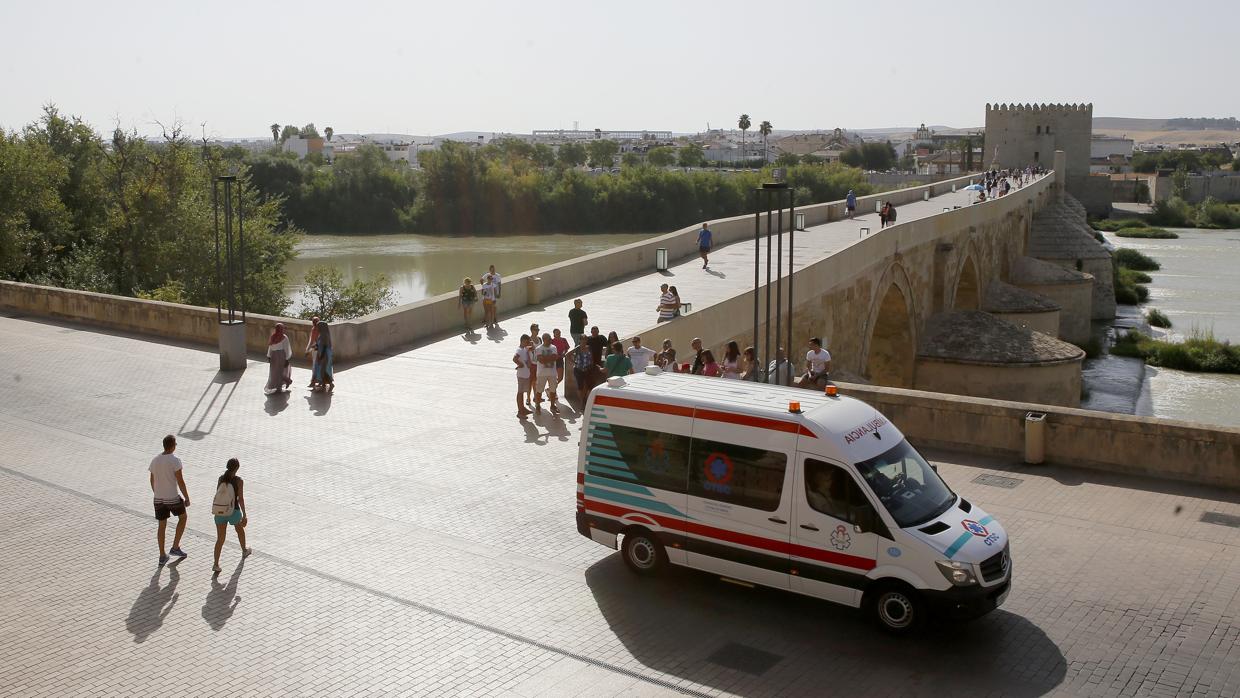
4,304,1240,697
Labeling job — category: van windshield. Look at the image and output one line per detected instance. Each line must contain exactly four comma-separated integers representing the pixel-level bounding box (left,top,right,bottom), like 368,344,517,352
854,440,955,528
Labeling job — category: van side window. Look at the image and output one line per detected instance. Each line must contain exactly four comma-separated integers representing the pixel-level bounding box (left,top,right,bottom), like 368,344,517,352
804,459,870,523
687,438,787,511
594,423,690,494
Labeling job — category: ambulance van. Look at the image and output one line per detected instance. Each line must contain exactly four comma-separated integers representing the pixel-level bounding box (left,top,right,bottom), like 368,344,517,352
575,369,1011,633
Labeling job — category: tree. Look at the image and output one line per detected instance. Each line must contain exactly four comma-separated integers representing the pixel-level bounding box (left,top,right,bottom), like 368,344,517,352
1233,156,1240,172
296,264,397,321
557,142,587,168
270,123,280,142
775,151,801,167
677,143,706,168
586,139,619,168
647,146,676,167
759,120,772,163
801,153,824,165
1172,167,1190,200
299,123,320,139
279,125,299,143
737,114,751,167
324,126,334,142
621,151,642,168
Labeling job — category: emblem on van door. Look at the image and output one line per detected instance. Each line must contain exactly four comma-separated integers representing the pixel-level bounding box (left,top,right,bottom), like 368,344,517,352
702,452,734,494
962,519,989,537
830,525,852,550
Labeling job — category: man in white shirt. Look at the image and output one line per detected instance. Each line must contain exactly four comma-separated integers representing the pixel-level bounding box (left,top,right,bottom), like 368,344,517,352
627,336,657,372
149,434,191,566
533,333,561,414
488,265,502,299
802,337,832,388
514,334,533,418
657,284,676,323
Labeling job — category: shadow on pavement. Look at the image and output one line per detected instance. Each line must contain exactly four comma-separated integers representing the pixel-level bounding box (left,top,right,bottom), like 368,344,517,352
202,558,245,631
584,555,1067,697
178,371,243,440
264,390,290,416
305,391,332,416
125,558,182,643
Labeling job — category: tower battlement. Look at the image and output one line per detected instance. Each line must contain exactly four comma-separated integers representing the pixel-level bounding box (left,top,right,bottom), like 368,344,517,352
985,103,1093,115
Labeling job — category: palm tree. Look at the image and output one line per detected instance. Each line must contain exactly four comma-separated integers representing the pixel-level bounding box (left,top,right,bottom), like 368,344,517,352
324,126,334,142
738,114,751,167
270,123,280,142
759,120,773,164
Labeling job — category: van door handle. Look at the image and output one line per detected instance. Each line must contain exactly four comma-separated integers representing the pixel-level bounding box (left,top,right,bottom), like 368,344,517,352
768,517,787,524
800,524,819,531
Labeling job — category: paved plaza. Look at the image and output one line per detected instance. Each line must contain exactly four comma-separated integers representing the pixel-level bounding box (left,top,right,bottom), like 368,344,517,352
4,181,1240,696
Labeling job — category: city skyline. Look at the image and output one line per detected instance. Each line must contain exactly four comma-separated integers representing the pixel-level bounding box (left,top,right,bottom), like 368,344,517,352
2,0,1237,138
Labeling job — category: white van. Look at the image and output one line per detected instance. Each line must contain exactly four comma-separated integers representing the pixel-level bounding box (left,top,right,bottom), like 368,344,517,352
575,370,1011,633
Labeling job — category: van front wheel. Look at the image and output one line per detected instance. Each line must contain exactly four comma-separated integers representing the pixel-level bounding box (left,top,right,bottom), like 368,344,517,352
865,582,923,635
622,528,666,576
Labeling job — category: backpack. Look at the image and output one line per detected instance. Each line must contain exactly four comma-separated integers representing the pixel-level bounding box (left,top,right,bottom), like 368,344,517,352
212,480,236,517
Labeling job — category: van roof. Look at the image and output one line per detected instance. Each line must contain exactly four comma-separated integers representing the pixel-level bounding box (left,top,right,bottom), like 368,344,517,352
592,371,900,457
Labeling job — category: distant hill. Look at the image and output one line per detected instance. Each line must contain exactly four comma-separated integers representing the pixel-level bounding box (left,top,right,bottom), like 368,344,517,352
1093,116,1240,132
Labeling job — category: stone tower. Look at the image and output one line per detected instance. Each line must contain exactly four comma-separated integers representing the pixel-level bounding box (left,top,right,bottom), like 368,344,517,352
983,102,1092,188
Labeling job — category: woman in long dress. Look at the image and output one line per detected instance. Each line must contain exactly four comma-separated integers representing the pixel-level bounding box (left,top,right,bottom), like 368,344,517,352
313,320,334,392
305,316,321,389
264,323,293,394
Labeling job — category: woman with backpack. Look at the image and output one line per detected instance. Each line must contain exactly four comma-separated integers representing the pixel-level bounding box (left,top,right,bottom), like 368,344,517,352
211,458,251,574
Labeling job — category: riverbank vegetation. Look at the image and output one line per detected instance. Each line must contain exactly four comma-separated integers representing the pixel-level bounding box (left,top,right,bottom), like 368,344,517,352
296,265,397,321
1149,196,1240,229
1090,218,1177,238
0,107,298,315
1112,248,1159,305
1147,308,1172,328
1111,328,1240,374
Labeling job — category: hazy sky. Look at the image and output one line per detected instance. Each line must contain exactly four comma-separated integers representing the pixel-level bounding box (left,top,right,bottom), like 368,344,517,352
2,0,1236,138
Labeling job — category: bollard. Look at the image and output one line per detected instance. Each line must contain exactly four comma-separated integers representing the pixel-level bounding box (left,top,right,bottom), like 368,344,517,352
1024,412,1046,464
795,212,806,231
527,276,543,305
218,321,247,371
923,191,930,201
655,247,668,271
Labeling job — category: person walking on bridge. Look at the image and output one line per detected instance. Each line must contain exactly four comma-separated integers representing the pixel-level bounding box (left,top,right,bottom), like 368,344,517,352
697,223,713,269
150,435,190,567
846,189,857,219
264,323,292,395
568,299,588,346
313,320,334,393
304,316,320,390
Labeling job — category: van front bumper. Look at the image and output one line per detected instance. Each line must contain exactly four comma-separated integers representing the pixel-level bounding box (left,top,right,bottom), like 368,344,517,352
922,577,1010,620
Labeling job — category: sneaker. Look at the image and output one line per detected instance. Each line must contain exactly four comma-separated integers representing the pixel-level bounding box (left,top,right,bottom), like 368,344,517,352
212,564,222,573
159,554,169,567
170,547,187,558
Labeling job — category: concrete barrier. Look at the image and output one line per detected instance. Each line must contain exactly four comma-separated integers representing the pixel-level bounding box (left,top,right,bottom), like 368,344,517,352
836,382,1240,489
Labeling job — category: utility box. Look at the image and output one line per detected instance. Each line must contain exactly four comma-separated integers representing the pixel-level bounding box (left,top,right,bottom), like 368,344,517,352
794,212,806,230
527,276,543,305
923,191,930,201
218,321,247,371
1024,412,1046,464
655,247,668,271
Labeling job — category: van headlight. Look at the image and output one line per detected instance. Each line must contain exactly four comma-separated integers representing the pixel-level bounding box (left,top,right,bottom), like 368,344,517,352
936,560,979,587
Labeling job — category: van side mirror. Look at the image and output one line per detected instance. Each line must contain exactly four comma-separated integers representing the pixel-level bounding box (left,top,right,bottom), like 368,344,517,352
852,506,876,534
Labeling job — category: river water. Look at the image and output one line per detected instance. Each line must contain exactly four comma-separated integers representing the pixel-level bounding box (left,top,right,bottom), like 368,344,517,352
284,232,652,311
1084,228,1240,427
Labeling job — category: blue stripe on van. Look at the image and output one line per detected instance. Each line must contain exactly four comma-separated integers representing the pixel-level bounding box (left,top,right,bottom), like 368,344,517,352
586,454,629,469
583,485,685,518
588,445,623,459
944,516,998,559
586,464,638,481
587,436,619,449
585,474,653,496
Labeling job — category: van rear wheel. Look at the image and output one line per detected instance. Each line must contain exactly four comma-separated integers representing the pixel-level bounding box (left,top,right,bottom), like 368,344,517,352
865,582,923,635
622,528,666,576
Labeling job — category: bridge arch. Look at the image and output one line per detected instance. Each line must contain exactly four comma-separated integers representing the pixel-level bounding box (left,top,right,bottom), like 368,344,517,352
953,251,981,310
862,262,918,388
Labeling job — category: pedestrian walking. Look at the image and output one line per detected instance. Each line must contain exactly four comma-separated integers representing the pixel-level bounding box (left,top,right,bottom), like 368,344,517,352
458,277,478,330
150,434,190,567
551,328,570,384
846,189,857,219
657,283,676,323
264,323,293,395
568,299,588,346
879,202,890,229
586,326,607,365
605,342,634,377
886,202,897,225
534,333,561,414
210,458,251,574
627,336,656,372
304,316,320,389
721,341,742,379
657,339,677,371
697,223,713,269
526,323,541,406
701,350,721,377
514,334,533,418
313,320,334,392
669,286,683,318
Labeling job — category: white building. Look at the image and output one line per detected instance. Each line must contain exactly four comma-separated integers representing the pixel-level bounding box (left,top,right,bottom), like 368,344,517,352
1090,135,1134,159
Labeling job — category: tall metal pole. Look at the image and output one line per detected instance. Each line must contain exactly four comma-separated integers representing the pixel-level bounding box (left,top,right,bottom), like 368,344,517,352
223,179,235,323
752,190,760,381
764,193,772,383
238,179,246,324
787,189,795,378
213,179,221,324
775,203,783,384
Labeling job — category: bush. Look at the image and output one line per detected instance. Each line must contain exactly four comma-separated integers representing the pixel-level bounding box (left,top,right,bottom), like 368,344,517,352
1146,308,1172,328
1149,197,1194,227
1092,218,1151,232
1114,248,1160,271
1108,329,1240,373
1116,227,1177,239
1196,198,1240,229
1118,267,1152,284
297,265,397,321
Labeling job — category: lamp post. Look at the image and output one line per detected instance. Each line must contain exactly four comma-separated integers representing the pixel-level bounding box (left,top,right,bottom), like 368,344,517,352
214,175,247,371
752,171,795,383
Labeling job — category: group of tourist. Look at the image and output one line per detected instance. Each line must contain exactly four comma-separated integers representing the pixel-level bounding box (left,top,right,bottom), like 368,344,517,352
264,318,334,395
458,264,504,331
879,201,899,228
975,165,1044,203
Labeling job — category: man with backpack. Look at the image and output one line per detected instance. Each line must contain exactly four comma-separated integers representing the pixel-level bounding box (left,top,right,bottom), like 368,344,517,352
150,434,191,567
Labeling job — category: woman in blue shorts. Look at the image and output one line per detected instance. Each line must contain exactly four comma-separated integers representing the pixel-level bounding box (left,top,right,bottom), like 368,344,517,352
212,458,251,573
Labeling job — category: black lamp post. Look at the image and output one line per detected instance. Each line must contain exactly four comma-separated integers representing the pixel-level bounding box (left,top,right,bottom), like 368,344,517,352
752,169,795,383
214,174,247,370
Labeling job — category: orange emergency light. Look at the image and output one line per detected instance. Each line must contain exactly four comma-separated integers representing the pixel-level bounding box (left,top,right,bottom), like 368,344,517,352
825,385,838,397
788,401,801,413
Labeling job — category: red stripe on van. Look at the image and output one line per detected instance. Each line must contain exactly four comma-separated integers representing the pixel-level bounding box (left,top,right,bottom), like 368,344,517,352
594,395,817,438
586,499,875,572
576,472,585,484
